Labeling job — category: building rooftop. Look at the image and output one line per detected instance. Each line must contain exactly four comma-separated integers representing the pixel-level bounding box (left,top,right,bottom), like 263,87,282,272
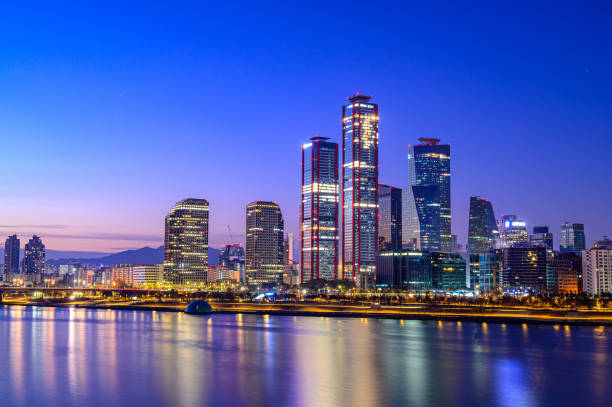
418,137,441,145
347,92,372,102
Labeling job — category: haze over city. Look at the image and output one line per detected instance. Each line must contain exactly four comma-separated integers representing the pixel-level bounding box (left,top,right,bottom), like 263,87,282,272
1,1,610,253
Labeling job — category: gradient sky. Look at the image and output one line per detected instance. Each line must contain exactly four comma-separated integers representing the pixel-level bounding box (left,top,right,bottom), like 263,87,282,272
1,1,611,253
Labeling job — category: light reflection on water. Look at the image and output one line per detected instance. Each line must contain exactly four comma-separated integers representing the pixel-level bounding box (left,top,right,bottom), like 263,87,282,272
0,305,609,407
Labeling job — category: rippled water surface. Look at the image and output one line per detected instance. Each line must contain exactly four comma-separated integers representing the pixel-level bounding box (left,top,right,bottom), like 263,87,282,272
0,306,609,407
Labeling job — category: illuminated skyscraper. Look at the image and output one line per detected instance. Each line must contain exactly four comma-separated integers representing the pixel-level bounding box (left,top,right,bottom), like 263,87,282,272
378,184,402,252
342,93,379,284
245,201,284,284
163,198,209,285
530,226,553,250
4,235,20,274
499,215,528,248
301,137,339,282
560,222,585,254
402,138,451,251
467,196,499,253
502,246,547,292
23,235,45,275
219,243,245,282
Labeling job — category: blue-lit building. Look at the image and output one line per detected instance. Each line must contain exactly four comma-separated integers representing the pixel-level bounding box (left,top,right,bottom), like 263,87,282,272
375,251,431,290
530,226,553,250
402,138,451,252
4,235,20,275
560,222,585,254
301,136,339,282
467,196,499,253
23,235,45,275
479,250,504,293
219,243,245,282
430,252,466,291
378,184,402,252
342,93,379,285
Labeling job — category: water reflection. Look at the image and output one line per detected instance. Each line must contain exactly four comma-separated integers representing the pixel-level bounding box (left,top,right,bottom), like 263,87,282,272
0,307,609,407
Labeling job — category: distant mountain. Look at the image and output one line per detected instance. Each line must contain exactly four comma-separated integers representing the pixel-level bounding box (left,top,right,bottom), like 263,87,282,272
47,246,221,266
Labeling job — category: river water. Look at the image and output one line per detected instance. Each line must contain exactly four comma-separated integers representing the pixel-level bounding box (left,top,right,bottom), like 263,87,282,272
0,306,609,407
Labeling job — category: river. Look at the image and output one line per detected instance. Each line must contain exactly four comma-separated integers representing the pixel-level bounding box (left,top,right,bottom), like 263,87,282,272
0,306,609,407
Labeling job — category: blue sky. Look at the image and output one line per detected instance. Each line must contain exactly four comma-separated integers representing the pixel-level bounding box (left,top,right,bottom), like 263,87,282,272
0,1,610,252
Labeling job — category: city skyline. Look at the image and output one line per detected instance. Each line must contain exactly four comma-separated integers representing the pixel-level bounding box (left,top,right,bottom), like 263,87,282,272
1,2,611,253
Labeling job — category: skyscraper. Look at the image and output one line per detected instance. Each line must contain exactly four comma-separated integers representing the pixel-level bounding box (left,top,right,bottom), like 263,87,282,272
467,196,499,253
499,215,528,248
502,246,547,292
560,222,585,254
283,232,295,265
378,184,402,252
4,235,20,274
219,243,245,282
582,236,612,295
301,136,339,282
163,198,209,285
246,201,284,284
402,138,451,252
342,93,379,284
530,226,553,250
23,235,45,275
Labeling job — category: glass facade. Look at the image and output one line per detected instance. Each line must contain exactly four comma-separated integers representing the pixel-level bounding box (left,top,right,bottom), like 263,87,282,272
560,222,585,254
375,251,431,290
430,252,466,291
4,235,20,274
530,226,553,250
502,246,547,292
402,138,451,252
498,215,528,248
219,243,245,282
479,250,504,293
245,201,284,284
301,137,339,282
467,196,499,253
163,198,209,285
342,94,379,282
378,184,402,252
23,235,45,275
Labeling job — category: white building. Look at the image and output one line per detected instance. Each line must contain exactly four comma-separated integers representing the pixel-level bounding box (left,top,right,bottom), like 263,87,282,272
133,265,164,285
582,237,612,295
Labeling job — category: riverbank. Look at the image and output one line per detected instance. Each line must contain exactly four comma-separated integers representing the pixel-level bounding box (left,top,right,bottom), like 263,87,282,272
2,299,612,327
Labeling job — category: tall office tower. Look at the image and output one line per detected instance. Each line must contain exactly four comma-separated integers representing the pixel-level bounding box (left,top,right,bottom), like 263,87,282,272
246,201,284,284
301,136,339,282
502,246,547,292
219,243,245,282
23,235,45,274
283,232,295,264
582,236,612,295
498,215,528,248
4,235,20,274
378,184,402,252
402,138,451,252
467,197,499,253
550,252,580,294
560,222,586,254
342,94,379,284
479,249,503,293
163,198,209,285
530,226,553,250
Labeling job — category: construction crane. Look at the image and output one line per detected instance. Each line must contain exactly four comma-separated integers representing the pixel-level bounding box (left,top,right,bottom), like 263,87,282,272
227,225,235,244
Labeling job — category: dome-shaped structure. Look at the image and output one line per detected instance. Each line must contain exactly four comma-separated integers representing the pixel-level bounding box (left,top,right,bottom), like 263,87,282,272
185,300,213,314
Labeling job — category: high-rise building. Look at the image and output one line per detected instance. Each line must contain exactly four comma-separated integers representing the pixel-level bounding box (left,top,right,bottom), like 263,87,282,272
219,243,245,282
4,235,20,275
378,184,402,252
163,198,209,285
550,252,580,294
283,232,295,265
246,201,284,284
582,236,612,296
560,223,585,254
479,250,504,293
23,235,45,275
467,197,499,254
342,93,379,284
502,246,547,292
499,215,528,248
301,137,339,282
133,265,164,286
402,138,451,252
530,226,553,250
